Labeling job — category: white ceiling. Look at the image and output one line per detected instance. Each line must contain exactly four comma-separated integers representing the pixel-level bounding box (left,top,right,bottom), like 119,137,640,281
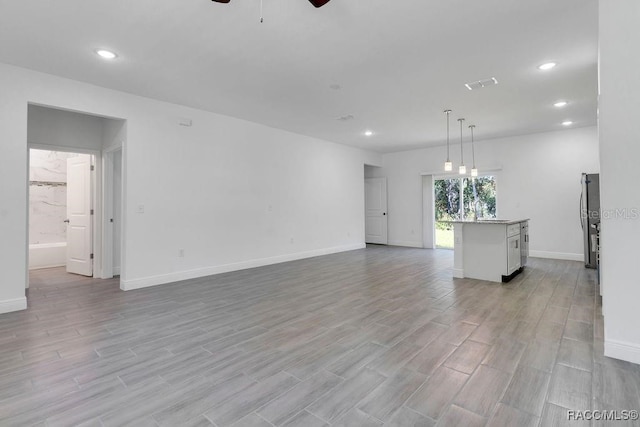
0,0,598,152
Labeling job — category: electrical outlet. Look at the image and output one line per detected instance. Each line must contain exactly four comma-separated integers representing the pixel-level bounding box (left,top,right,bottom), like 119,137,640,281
178,249,184,257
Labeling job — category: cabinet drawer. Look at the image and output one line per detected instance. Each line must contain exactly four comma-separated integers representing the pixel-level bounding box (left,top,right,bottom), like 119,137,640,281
507,224,520,237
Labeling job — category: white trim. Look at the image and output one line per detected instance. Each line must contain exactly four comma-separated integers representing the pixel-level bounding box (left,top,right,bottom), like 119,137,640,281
388,240,423,248
605,339,640,365
113,267,121,276
28,143,99,156
121,243,365,291
453,268,464,278
101,149,115,279
529,250,583,262
0,297,27,314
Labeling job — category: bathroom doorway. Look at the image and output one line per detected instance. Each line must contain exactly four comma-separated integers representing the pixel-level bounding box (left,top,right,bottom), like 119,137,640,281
29,149,96,276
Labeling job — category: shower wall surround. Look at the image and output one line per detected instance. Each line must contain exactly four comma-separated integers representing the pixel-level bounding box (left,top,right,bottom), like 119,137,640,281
29,150,77,244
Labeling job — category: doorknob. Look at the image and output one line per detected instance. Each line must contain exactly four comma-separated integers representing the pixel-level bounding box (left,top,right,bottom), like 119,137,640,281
63,219,70,223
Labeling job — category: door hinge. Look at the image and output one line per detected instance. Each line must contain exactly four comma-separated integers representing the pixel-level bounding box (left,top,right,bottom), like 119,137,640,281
90,254,94,259
90,165,95,171
90,209,94,215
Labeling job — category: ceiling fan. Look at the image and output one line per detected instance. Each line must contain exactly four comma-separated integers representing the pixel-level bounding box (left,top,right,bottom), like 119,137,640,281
211,0,331,8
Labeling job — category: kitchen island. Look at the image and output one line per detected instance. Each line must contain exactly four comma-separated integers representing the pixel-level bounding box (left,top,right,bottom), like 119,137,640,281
447,219,529,283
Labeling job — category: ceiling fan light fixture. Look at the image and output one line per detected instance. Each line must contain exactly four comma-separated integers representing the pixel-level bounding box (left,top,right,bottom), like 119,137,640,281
308,0,331,7
211,0,330,6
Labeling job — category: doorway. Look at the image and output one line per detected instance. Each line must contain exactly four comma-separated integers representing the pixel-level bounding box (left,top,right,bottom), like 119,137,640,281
29,149,96,277
26,104,126,291
365,177,388,244
433,175,497,249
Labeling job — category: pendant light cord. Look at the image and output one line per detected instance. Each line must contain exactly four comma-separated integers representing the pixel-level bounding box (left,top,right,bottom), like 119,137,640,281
444,109,451,161
458,118,465,164
470,125,476,167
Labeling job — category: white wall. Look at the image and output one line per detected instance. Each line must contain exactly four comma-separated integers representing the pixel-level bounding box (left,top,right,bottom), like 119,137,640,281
599,0,640,364
365,127,599,259
28,105,105,150
29,150,74,245
0,62,381,311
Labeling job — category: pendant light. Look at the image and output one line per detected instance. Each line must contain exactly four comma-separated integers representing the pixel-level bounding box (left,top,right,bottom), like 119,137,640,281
458,118,466,174
469,124,478,177
444,109,453,171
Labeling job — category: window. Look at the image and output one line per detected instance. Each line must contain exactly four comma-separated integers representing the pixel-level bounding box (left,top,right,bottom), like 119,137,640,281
434,176,497,248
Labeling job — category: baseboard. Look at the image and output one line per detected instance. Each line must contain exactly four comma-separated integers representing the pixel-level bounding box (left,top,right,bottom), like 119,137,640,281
121,243,366,291
0,297,27,314
453,268,464,279
604,339,640,365
387,240,424,248
529,250,583,262
113,266,121,276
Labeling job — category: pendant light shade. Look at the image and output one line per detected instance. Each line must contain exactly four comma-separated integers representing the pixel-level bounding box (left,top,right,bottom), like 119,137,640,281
458,118,466,175
444,110,453,171
469,124,478,177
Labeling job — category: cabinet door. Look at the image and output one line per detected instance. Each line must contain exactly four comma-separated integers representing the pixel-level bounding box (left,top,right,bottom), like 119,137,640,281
507,235,521,274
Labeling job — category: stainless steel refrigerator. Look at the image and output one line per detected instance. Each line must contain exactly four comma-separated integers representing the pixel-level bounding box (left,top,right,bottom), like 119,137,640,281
580,173,600,269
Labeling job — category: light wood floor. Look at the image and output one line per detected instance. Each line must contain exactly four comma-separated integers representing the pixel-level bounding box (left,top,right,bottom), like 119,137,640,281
1,246,639,426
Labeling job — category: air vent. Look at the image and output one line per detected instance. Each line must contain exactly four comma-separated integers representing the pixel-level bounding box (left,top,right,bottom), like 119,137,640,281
465,77,499,91
336,114,354,121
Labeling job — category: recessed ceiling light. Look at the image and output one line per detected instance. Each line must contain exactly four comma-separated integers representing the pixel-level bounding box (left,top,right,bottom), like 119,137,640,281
554,101,568,108
329,84,341,90
562,120,573,126
364,130,374,137
96,49,117,60
538,62,557,71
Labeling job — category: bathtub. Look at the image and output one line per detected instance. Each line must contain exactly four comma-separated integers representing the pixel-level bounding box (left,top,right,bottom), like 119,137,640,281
29,242,66,270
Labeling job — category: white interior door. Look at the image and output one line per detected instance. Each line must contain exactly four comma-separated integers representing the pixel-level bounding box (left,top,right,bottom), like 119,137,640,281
365,177,388,244
66,154,93,276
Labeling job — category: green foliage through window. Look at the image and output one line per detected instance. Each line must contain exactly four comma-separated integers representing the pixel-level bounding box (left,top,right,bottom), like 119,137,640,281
434,176,497,248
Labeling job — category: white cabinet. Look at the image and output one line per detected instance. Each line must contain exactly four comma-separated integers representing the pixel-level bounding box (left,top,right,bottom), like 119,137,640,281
451,219,528,283
507,234,521,275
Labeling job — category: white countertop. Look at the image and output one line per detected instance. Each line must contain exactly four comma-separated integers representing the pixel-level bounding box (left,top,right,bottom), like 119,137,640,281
443,218,529,225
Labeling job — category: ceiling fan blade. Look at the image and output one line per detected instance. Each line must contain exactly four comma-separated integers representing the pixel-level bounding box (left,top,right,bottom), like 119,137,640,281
308,0,331,7
211,0,231,3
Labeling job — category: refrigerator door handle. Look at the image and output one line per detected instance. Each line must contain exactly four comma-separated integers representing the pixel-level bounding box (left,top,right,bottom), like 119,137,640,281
579,192,584,229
